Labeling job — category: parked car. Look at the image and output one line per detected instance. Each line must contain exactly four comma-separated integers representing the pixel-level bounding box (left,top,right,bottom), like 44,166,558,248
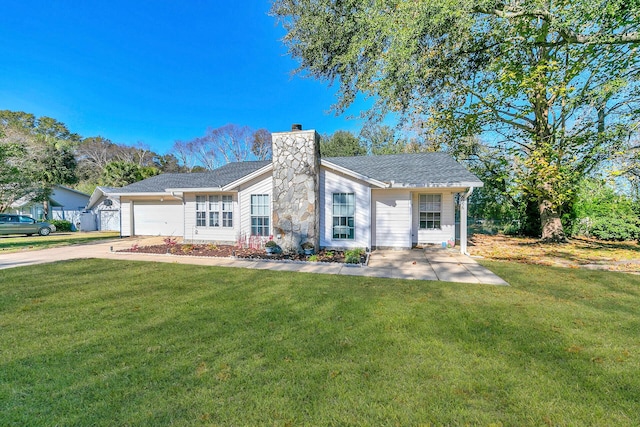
0,214,56,236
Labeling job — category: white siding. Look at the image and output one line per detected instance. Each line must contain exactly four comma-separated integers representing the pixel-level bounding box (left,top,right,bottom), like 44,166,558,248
183,193,238,243
372,189,412,249
120,200,132,237
238,173,273,238
320,168,371,249
412,190,457,245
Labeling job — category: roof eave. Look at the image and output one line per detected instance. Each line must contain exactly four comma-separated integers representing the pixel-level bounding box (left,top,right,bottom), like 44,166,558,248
321,160,388,188
222,163,273,191
388,181,484,188
163,187,224,193
110,192,173,197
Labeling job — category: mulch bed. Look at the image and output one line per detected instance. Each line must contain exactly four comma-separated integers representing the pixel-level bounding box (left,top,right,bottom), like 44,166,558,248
119,243,346,263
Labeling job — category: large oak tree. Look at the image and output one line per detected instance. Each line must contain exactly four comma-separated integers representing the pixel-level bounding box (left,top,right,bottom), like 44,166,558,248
272,0,640,241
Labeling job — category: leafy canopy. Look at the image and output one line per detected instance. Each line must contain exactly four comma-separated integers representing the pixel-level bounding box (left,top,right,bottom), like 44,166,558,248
272,0,640,240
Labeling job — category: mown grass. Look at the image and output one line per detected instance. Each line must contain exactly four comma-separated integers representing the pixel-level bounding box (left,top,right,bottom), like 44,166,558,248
1,259,638,426
0,231,119,253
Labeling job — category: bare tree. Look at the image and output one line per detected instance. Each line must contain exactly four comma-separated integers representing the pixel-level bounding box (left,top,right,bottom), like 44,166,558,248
251,128,272,160
170,124,271,171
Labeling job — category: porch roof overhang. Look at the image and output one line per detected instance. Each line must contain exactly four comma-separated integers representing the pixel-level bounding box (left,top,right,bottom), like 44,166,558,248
109,192,173,198
386,181,484,189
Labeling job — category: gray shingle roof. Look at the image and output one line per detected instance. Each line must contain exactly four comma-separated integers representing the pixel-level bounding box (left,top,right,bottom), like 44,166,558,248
114,152,481,194
116,161,271,193
324,152,482,187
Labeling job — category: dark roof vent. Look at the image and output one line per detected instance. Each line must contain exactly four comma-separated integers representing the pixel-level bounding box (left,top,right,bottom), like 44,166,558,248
291,123,302,131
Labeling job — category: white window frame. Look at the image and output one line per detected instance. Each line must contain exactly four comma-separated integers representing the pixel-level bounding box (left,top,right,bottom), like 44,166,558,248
250,194,270,236
332,192,355,240
419,194,442,230
196,194,233,228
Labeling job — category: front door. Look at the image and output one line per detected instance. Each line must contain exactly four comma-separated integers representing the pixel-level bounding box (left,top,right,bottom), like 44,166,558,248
372,190,412,249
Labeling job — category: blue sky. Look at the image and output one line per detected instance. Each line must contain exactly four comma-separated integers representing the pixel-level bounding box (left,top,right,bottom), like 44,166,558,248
0,0,369,154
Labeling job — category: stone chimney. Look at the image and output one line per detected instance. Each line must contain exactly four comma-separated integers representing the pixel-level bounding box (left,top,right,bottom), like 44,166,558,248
271,125,321,253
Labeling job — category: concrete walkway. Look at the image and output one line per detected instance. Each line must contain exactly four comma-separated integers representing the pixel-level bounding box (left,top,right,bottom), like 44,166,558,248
0,237,508,285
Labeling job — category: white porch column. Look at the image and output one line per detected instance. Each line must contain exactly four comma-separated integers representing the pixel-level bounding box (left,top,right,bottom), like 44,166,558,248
459,187,474,255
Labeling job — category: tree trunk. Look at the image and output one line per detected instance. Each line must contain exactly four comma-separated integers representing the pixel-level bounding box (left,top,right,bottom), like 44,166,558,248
42,199,49,220
539,199,567,243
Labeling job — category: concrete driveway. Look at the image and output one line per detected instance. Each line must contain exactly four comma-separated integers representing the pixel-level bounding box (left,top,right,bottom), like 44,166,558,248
0,237,507,285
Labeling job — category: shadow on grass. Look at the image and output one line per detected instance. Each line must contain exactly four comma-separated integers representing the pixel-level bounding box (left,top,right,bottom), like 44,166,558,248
1,259,639,425
0,232,119,252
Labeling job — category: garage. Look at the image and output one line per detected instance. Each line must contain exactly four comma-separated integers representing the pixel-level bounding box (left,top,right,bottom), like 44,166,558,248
133,200,184,236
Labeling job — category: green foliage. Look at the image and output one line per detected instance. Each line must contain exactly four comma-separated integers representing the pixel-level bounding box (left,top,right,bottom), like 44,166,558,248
49,219,73,232
570,179,640,240
100,161,159,187
589,217,639,241
264,240,278,248
0,110,79,211
272,0,640,241
344,247,364,264
360,125,408,155
320,131,367,157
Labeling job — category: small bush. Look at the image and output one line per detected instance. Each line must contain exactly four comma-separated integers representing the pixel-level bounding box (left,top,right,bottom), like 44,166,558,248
308,255,319,262
501,221,522,236
163,237,178,246
265,240,278,248
344,248,364,264
49,219,73,232
589,217,640,241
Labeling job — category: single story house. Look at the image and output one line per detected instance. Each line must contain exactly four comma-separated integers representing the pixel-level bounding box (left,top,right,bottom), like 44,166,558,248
10,184,90,227
83,186,122,232
108,125,482,254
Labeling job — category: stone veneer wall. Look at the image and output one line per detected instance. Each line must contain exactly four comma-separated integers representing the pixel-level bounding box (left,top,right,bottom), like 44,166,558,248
271,129,320,253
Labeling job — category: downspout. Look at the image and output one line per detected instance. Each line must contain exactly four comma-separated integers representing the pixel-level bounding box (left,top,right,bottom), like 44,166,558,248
460,187,474,256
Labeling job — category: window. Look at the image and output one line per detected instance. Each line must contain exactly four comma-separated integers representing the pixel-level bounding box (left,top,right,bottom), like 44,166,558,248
196,196,207,227
196,194,233,228
208,196,220,227
419,194,441,229
222,195,233,227
332,193,355,239
251,194,270,236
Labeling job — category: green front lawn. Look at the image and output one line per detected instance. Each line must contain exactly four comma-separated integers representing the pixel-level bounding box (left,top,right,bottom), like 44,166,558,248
0,231,119,253
1,260,638,426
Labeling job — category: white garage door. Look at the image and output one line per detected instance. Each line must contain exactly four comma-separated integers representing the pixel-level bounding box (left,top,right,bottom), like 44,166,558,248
133,201,184,236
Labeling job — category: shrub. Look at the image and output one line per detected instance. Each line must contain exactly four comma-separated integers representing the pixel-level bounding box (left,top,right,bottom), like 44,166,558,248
49,219,73,232
163,237,178,246
589,217,640,241
265,240,278,248
308,255,319,262
344,248,364,264
501,221,522,236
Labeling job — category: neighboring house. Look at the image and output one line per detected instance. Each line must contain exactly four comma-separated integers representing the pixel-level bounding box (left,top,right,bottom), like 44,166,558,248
109,126,483,254
84,186,122,232
10,184,90,228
